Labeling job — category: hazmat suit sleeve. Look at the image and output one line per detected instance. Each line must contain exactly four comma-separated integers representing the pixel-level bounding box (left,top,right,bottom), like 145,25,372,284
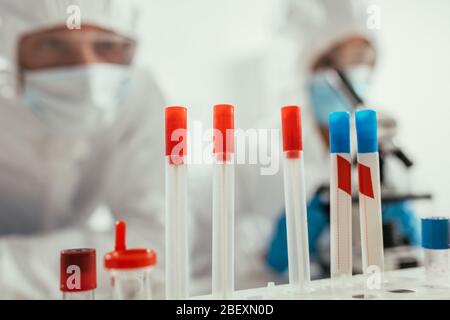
0,71,169,300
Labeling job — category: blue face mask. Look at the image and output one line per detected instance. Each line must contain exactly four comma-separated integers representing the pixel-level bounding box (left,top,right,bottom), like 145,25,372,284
308,65,371,126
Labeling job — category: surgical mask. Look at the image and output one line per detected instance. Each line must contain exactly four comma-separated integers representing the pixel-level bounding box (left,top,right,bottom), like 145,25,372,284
23,63,131,136
308,65,371,126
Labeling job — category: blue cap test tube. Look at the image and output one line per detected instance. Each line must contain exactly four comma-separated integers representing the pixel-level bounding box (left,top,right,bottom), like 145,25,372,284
329,112,353,288
422,217,450,288
355,109,385,279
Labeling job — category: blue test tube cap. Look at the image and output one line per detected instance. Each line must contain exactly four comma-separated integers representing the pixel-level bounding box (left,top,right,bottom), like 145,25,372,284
422,217,450,250
355,109,378,153
329,111,350,153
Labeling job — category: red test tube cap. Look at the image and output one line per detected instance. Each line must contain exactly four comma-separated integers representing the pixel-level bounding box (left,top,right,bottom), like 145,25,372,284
104,220,157,270
281,106,303,158
165,106,187,164
213,104,234,157
60,248,97,292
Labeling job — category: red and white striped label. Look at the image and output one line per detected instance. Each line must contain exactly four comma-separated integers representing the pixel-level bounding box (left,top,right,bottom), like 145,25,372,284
357,152,384,274
330,153,352,278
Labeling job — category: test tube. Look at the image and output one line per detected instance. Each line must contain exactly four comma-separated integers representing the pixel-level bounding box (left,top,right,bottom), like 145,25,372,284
280,106,310,292
212,104,235,299
104,220,157,299
165,106,189,299
329,112,352,287
355,109,384,286
422,217,450,288
60,248,97,300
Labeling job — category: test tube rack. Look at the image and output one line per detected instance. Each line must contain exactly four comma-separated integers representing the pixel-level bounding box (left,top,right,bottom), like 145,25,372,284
192,268,450,300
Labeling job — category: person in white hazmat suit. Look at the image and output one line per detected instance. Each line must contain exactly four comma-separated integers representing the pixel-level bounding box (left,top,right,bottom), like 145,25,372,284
0,0,289,299
201,0,381,286
188,0,379,290
0,0,168,299
265,0,420,280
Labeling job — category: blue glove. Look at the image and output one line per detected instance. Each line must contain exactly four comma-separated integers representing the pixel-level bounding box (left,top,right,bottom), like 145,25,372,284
266,194,328,274
382,201,421,246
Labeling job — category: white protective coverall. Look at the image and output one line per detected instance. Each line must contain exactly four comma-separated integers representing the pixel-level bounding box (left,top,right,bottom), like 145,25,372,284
0,0,169,299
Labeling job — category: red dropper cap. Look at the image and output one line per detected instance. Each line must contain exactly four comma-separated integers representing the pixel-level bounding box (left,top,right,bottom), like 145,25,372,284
281,106,303,159
165,106,187,165
213,104,234,160
104,220,157,270
60,248,97,292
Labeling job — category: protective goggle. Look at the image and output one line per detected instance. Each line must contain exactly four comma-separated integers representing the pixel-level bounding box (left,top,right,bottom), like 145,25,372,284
28,29,136,65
